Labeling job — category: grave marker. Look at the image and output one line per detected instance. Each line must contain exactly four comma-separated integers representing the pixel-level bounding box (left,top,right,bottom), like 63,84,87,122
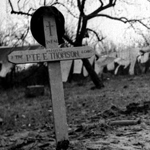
8,6,95,150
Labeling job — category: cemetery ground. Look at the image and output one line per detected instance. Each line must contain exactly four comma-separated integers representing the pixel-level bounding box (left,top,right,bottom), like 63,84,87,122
1,73,150,150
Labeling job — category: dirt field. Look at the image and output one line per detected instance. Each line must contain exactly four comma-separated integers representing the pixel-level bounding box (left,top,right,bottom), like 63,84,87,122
1,73,150,150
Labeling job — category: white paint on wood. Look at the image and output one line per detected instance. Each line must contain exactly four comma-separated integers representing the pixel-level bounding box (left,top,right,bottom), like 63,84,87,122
96,56,115,67
8,46,94,64
73,59,83,74
107,62,115,71
140,53,149,63
0,45,42,77
61,60,72,82
94,63,103,74
43,16,68,143
114,57,130,68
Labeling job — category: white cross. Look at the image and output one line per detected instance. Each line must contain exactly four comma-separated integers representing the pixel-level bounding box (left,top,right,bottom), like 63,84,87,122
8,15,95,149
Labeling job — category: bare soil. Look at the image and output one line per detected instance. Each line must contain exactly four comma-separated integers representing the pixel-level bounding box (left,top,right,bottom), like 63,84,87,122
1,73,150,150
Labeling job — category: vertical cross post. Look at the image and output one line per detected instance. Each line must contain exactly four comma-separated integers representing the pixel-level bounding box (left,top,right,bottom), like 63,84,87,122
43,16,69,149
7,7,95,150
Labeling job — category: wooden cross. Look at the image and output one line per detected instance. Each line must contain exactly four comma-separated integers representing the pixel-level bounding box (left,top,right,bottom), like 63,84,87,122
8,15,95,149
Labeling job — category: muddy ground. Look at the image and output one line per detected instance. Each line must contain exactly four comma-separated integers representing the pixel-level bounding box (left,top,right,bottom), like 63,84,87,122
1,73,150,150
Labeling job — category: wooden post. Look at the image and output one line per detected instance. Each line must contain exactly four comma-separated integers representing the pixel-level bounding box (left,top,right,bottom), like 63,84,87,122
43,16,69,149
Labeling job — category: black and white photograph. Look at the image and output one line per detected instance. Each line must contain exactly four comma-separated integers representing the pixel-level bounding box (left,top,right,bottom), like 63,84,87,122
0,0,150,150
